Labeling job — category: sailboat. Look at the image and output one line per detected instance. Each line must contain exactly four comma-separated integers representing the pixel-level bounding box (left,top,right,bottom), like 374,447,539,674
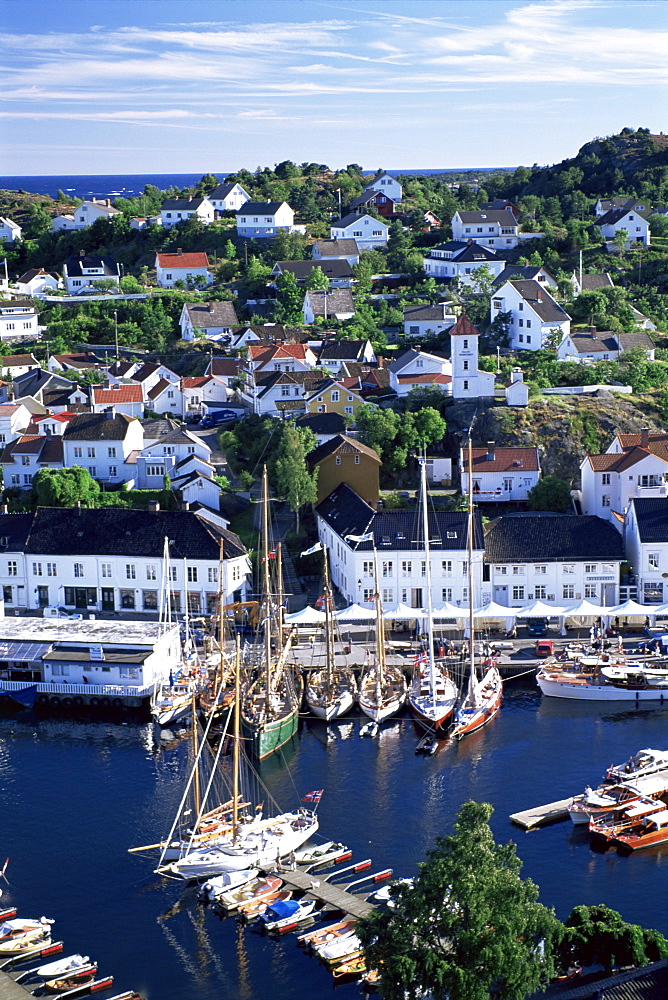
450,437,502,740
407,460,458,729
358,553,407,723
241,468,303,759
305,546,357,720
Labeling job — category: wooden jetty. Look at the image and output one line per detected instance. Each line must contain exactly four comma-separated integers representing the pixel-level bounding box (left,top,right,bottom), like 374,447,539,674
510,799,571,831
269,868,375,919
0,971,33,1000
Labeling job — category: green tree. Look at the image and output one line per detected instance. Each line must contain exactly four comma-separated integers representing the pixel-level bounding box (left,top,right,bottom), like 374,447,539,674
271,425,318,531
413,407,447,448
304,266,329,291
527,476,572,512
274,271,305,324
355,404,400,462
358,801,559,1000
560,904,668,975
32,467,101,507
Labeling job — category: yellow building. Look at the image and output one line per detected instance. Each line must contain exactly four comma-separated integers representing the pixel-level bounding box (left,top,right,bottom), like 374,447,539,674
305,378,368,419
307,434,381,507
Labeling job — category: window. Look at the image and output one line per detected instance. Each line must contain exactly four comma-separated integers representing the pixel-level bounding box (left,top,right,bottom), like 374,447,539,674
187,593,201,614
187,566,198,583
362,561,373,576
382,561,393,578
584,585,597,599
512,586,525,600
518,318,524,327
208,567,218,584
3,586,12,604
108,447,116,458
354,456,360,465
331,391,339,402
463,360,469,370
345,406,353,414
74,563,84,578
601,473,610,484
503,478,513,491
87,447,95,458
512,565,524,576
47,563,57,577
169,566,177,581
170,591,181,612
463,380,469,391
441,560,452,575
639,474,662,487
518,335,524,343
562,584,575,599
109,466,117,477
442,588,453,602
101,564,112,578
518,303,523,311
363,589,374,603
563,564,575,575
496,566,507,575
32,562,42,576
89,467,96,478
21,456,30,466
7,561,17,577
126,564,136,580
585,564,597,574
382,588,393,603
534,565,546,575
421,561,427,578
401,560,412,577
146,465,162,477
74,447,83,458
120,590,136,610
146,565,157,581
602,495,611,507
649,552,660,569
534,585,546,599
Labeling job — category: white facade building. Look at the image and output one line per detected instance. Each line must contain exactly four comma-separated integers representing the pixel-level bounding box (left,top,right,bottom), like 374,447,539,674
596,206,651,248
160,197,215,228
236,201,295,238
460,444,540,503
491,279,571,351
0,218,23,243
451,210,521,248
62,254,121,294
0,300,39,340
449,314,496,400
50,199,121,231
208,182,251,214
580,429,668,526
155,251,212,289
625,498,668,605
329,213,390,250
422,241,505,285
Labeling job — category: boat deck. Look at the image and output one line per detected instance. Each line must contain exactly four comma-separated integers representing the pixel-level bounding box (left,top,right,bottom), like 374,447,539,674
268,868,375,919
509,799,571,830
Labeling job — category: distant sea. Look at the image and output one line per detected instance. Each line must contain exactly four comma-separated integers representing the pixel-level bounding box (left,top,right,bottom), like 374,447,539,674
0,168,510,201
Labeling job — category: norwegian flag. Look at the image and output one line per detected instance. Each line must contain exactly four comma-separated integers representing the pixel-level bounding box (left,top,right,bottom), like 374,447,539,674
261,550,276,564
413,651,428,669
315,595,325,609
301,789,324,805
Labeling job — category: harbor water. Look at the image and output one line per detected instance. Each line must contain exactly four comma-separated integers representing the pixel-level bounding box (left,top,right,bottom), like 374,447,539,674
2,686,668,999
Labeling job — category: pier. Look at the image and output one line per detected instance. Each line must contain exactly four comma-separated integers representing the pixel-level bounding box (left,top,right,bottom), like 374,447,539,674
269,868,375,919
0,972,31,1000
509,799,571,830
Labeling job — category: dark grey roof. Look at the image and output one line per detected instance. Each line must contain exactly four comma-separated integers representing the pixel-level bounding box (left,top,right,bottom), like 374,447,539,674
273,260,353,281
316,483,484,551
493,266,554,288
24,508,245,560
566,333,618,354
0,514,33,552
616,330,655,352
484,514,624,563
313,239,359,257
161,197,210,210
456,209,518,225
402,303,456,323
62,413,136,441
543,958,668,1000
185,301,239,328
296,412,347,436
579,272,614,291
209,183,245,200
63,255,120,278
305,289,355,316
0,299,37,312
14,370,75,397
507,280,569,324
317,340,369,361
447,243,499,263
596,202,651,226
331,212,388,229
237,201,286,215
629,498,668,543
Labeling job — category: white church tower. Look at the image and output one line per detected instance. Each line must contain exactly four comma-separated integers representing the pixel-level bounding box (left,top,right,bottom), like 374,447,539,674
450,314,495,399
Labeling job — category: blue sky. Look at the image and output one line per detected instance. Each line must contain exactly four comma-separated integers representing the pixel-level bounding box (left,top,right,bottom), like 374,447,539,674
2,0,667,176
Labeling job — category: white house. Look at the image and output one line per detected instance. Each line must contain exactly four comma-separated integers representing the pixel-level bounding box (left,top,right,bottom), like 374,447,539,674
316,482,486,609
422,241,505,285
491,279,571,351
364,171,403,202
594,197,650,217
250,371,308,417
402,303,457,339
14,268,59,297
270,259,354,288
50,199,121,231
1,411,78,489
485,513,623,608
388,347,452,398
179,301,239,342
492,265,557,290
505,368,529,407
329,213,390,250
48,352,103,375
625,498,668,605
312,239,360,266
160,197,215,228
0,300,39,340
109,361,180,404
208,182,251,215
0,401,34,449
247,342,318,376
316,339,376,372
236,201,295,239
155,251,211,290
0,218,22,243
61,412,144,485
451,209,521,249
449,314,496,400
595,201,651,247
302,289,355,324
148,376,229,420
556,328,656,363
62,254,121,295
90,384,144,419
0,354,40,380
138,425,211,468
0,507,250,615
460,443,540,502
580,429,668,526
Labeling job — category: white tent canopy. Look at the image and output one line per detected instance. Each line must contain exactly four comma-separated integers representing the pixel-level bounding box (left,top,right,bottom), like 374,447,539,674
334,603,376,621
607,599,655,617
431,602,464,619
515,600,567,618
560,599,606,618
470,601,518,620
284,606,326,624
382,602,420,621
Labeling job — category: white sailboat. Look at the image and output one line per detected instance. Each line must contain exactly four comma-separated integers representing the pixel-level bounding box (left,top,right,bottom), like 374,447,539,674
450,436,503,740
358,553,407,723
305,546,357,720
407,460,458,729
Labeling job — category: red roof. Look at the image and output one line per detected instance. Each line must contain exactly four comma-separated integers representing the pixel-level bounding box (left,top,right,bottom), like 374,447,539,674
397,373,452,384
463,446,539,473
248,344,309,362
92,385,143,405
449,313,481,338
182,376,211,388
156,252,209,269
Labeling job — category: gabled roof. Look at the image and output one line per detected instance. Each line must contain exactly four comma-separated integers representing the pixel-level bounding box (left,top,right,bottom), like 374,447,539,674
316,482,484,551
248,343,311,366
147,378,173,401
92,384,143,405
331,212,389,229
463,446,540,474
17,268,52,284
273,259,353,281
237,201,288,215
133,361,176,383
161,197,211,211
455,209,518,225
51,352,101,369
630,498,668,543
209,182,245,199
304,289,355,317
156,251,210,269
307,434,381,467
617,431,668,452
62,412,137,441
0,299,37,312
317,340,369,362
565,332,618,354
208,357,243,377
181,376,212,389
579,272,614,291
0,354,39,368
506,280,570,324
547,957,668,1000
396,373,452,385
313,239,359,256
449,314,481,338
349,190,398,210
184,300,238,328
484,513,624,563
63,255,119,277
492,265,555,288
402,303,456,323
388,348,449,374
296,412,347,435
616,329,655,352
586,445,668,473
596,202,651,226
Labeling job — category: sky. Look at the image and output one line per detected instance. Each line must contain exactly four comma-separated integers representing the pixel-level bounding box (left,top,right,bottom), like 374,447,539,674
1,0,667,177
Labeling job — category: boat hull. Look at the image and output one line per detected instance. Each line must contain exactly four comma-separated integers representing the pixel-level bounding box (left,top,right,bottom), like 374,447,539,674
306,690,355,721
242,704,300,759
450,668,502,740
537,675,668,701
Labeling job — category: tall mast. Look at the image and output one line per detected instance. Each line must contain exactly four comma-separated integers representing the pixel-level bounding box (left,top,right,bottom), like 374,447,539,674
277,540,285,639
373,547,386,696
323,547,335,693
467,436,476,688
191,692,200,819
232,634,241,843
420,458,437,712
261,466,272,700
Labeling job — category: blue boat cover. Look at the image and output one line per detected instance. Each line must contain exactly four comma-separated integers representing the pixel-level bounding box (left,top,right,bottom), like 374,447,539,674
0,685,38,708
264,899,300,920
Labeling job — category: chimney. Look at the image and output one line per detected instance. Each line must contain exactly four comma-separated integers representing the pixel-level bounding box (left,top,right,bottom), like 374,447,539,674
181,501,190,511
148,500,160,512
1,505,7,515
177,248,183,256
512,367,523,383
106,199,111,207
641,427,650,448
486,441,495,461
105,406,115,419
75,500,81,515
415,345,421,353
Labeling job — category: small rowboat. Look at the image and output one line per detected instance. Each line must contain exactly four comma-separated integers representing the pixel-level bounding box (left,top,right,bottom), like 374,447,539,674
314,930,363,965
44,967,98,993
0,918,54,954
215,876,283,913
298,918,357,949
237,890,292,919
332,954,367,978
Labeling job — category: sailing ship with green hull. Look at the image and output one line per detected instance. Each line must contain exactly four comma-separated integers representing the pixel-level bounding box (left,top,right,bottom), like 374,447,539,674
241,468,302,760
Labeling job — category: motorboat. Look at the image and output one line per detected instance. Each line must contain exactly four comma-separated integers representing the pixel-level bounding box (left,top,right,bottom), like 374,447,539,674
298,917,357,950
315,930,363,966
589,796,667,847
537,656,668,701
199,868,259,903
237,889,292,919
260,898,318,933
0,918,53,954
36,954,92,978
612,807,668,853
213,876,283,913
568,774,668,825
293,840,350,866
43,966,98,993
605,748,668,783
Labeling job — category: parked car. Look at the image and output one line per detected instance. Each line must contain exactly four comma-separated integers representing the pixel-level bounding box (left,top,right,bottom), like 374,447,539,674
199,409,239,428
527,618,548,637
43,606,83,621
534,638,554,658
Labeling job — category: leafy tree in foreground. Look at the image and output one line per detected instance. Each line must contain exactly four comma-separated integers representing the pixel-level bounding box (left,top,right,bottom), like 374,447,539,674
527,476,572,512
32,467,101,507
559,904,668,974
270,425,318,532
358,801,559,1000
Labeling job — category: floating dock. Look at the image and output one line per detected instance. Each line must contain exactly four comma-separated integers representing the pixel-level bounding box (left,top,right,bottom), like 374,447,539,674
509,799,571,830
269,868,375,919
0,972,32,1000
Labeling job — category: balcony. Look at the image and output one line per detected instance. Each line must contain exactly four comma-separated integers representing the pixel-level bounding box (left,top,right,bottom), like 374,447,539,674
630,483,668,499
